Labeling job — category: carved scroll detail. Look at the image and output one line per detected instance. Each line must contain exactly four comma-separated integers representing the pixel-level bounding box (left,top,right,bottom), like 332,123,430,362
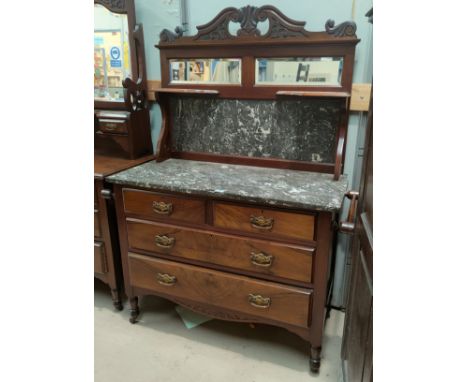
325,19,357,37
160,26,184,42
123,77,146,111
194,5,308,40
94,0,126,13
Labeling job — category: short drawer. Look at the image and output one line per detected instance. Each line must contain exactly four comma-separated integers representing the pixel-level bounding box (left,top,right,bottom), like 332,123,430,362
94,242,108,274
213,202,315,242
123,189,205,225
128,253,312,328
94,209,101,238
127,220,314,283
97,118,128,134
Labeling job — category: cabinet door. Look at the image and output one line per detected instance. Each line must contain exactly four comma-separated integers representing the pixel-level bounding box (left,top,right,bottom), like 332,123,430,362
341,91,373,382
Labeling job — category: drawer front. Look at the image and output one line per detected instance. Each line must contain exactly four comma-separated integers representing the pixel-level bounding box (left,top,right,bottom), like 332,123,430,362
129,253,311,327
94,242,108,274
123,189,205,224
94,209,101,238
213,203,315,242
127,220,314,283
98,118,128,134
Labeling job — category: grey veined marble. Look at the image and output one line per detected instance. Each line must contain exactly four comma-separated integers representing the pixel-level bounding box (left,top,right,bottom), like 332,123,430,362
170,97,342,164
106,159,348,212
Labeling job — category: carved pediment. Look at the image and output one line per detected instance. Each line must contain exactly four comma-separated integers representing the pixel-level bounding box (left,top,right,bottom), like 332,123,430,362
94,0,127,14
194,5,308,40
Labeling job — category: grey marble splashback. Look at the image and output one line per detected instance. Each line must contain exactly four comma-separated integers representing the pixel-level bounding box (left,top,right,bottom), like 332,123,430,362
170,97,342,163
106,159,348,212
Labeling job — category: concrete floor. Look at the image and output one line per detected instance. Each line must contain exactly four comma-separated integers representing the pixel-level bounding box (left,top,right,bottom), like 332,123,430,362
95,280,344,382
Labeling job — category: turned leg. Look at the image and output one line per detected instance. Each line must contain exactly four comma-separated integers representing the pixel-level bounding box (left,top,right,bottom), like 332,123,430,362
110,289,123,311
310,346,321,373
129,296,140,324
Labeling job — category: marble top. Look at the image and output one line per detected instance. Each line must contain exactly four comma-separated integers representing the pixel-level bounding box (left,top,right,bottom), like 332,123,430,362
106,159,348,212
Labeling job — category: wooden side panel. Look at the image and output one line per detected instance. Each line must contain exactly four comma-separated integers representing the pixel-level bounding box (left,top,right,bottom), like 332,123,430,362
344,249,372,382
123,189,206,224
94,242,108,274
94,209,101,238
126,219,314,283
213,202,315,242
128,253,312,327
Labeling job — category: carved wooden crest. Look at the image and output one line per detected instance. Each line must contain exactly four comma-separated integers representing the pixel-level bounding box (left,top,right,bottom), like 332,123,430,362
94,0,127,14
158,4,357,43
194,5,308,40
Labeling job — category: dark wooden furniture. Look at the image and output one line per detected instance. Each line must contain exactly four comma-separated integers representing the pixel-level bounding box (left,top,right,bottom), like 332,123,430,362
108,5,359,373
94,0,153,308
94,155,153,309
341,91,373,381
341,9,372,381
94,0,152,159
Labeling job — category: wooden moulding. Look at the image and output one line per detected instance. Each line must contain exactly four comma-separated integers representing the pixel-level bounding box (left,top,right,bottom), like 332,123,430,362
155,88,219,95
276,90,351,98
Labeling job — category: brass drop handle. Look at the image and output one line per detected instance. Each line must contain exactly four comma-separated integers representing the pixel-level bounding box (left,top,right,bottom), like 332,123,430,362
248,294,271,309
104,123,117,130
155,235,175,249
250,215,274,230
250,252,274,267
339,191,359,234
99,118,123,130
152,201,173,215
156,272,177,286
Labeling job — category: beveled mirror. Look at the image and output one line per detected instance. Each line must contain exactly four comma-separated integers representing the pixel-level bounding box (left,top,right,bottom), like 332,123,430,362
94,0,140,110
169,58,242,84
255,57,343,86
94,5,132,101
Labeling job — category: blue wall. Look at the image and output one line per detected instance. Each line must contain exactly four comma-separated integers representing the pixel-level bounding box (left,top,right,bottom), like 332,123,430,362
134,0,373,306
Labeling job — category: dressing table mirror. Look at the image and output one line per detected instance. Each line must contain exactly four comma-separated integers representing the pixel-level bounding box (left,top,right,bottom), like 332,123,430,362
94,0,152,159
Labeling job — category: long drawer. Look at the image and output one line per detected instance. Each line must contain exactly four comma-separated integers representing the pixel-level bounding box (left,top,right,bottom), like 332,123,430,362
123,189,205,224
128,253,312,328
213,202,315,242
127,219,314,283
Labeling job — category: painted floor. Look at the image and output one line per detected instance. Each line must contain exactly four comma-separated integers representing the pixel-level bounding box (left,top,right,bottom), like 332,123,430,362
95,280,344,382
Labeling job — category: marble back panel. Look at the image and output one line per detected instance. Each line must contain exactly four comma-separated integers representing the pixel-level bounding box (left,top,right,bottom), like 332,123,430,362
170,97,342,164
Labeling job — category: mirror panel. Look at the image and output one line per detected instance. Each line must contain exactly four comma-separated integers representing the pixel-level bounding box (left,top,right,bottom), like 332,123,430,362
255,57,343,86
94,4,132,102
169,59,241,84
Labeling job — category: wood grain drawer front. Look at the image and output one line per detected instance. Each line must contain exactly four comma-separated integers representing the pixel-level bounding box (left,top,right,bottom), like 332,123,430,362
98,118,128,134
94,242,108,274
127,220,314,283
94,209,101,238
213,203,315,242
123,190,205,224
129,253,312,327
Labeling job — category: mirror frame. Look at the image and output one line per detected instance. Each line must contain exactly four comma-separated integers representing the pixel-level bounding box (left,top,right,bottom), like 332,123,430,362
94,0,143,111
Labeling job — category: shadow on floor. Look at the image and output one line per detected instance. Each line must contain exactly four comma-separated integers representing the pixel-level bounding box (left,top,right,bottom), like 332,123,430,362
95,278,343,375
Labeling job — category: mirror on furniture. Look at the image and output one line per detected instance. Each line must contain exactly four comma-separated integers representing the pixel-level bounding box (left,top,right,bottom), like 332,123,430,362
116,5,361,375
169,59,242,84
255,57,343,86
93,0,152,160
94,4,132,102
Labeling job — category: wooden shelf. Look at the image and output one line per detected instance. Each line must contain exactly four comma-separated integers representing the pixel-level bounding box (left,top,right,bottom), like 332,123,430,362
155,88,219,95
276,90,351,98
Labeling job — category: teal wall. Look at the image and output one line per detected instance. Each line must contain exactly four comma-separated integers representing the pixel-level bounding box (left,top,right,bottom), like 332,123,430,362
133,0,373,306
